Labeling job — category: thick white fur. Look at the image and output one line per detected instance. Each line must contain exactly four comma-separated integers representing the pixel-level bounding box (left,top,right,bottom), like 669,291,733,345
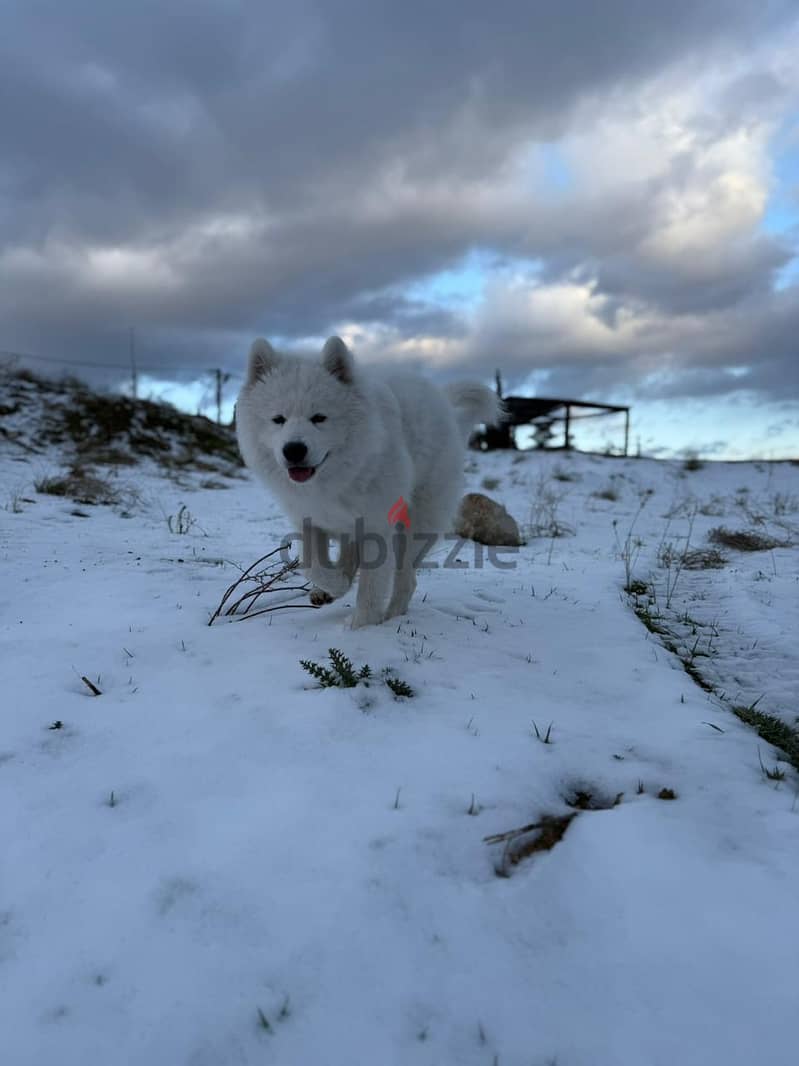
235,336,498,627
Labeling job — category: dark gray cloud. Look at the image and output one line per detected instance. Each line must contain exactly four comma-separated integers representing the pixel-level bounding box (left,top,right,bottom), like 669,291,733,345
1,0,798,406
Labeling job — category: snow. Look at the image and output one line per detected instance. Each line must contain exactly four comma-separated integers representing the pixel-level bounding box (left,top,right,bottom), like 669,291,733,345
1,435,798,1066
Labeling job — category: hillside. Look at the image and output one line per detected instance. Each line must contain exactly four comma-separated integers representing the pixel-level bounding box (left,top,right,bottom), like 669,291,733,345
0,365,241,474
1,369,798,1066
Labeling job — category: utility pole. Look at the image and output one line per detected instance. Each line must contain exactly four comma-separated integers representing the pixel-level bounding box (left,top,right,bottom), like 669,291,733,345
129,327,138,399
214,368,231,424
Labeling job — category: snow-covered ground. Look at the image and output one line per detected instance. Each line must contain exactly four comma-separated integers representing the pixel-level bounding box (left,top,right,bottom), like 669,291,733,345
1,416,798,1066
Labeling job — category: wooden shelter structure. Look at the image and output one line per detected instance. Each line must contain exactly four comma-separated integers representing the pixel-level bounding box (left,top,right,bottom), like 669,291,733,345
470,371,631,456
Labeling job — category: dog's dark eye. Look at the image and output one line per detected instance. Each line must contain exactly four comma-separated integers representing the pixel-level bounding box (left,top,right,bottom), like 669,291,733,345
272,415,286,425
310,413,327,424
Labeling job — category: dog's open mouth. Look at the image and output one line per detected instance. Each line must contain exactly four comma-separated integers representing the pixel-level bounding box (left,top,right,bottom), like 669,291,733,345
286,451,329,483
287,465,316,483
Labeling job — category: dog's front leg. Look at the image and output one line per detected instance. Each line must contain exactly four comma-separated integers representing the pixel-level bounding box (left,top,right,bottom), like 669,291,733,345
350,526,392,628
305,525,354,603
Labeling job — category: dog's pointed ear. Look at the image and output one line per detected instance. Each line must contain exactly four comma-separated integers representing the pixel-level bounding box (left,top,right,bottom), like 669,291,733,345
246,338,279,384
321,336,354,384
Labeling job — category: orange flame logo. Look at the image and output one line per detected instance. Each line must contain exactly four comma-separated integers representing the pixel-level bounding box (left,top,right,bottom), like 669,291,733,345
387,496,410,528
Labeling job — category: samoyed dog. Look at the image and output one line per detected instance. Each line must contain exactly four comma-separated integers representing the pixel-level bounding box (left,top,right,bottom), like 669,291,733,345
235,336,498,627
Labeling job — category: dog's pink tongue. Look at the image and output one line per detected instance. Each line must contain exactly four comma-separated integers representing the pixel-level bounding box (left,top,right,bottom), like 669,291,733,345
288,466,315,483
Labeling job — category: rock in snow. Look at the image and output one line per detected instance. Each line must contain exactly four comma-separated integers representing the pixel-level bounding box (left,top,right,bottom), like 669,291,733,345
455,491,524,546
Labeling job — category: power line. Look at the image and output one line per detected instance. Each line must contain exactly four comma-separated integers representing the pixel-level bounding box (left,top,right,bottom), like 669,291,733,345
0,346,241,378
1,348,139,371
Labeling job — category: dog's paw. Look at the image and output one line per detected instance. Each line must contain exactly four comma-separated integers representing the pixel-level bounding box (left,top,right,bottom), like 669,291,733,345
307,568,352,599
309,587,334,607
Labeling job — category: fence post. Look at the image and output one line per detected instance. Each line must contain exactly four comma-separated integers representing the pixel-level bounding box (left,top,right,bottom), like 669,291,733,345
214,368,231,424
129,327,137,399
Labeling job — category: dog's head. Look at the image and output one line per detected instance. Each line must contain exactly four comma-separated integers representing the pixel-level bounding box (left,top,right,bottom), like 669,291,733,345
236,336,364,486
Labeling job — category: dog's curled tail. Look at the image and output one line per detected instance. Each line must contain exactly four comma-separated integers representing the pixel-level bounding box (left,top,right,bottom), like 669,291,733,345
444,383,503,442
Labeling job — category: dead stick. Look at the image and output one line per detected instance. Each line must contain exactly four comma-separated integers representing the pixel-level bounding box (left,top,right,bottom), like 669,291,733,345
483,820,547,845
235,601,321,621
236,584,310,616
209,550,286,624
209,552,300,625
222,576,309,616
81,675,102,696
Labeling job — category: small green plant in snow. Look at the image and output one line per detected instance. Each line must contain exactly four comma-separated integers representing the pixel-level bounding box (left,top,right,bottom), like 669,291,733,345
300,648,414,698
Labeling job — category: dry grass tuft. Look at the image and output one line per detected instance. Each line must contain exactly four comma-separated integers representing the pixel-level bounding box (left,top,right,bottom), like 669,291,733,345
80,447,139,467
35,468,120,506
592,484,620,502
552,465,580,483
698,495,726,517
680,547,728,570
708,527,790,552
527,476,575,538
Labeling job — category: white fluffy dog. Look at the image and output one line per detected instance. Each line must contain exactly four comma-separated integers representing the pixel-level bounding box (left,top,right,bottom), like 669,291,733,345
235,336,497,627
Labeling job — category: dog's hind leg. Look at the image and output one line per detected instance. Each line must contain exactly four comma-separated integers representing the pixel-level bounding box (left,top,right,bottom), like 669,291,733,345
384,488,460,619
383,522,416,620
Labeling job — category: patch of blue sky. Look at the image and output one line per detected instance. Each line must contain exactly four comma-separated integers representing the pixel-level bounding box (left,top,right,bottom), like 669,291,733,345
403,250,493,309
136,374,237,424
762,199,797,236
514,367,555,396
515,141,576,196
538,143,575,193
405,250,542,311
629,395,799,460
269,332,309,351
774,259,799,289
502,367,796,458
762,115,799,288
519,394,798,460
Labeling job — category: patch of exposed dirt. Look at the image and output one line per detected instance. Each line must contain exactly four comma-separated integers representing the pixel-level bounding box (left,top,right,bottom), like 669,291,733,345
485,813,578,877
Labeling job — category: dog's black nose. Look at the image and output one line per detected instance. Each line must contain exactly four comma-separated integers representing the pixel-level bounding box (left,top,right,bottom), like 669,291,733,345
282,440,308,464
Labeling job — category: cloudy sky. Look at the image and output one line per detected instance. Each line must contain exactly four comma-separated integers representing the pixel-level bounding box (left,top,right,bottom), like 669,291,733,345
2,0,798,457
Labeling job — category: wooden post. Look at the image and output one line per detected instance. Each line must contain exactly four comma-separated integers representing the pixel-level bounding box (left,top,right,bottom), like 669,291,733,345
624,409,630,457
495,368,503,399
129,327,138,399
564,405,572,450
215,369,223,424
214,369,231,424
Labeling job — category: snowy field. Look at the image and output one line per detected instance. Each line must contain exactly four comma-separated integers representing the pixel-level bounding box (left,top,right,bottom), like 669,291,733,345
1,409,798,1065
